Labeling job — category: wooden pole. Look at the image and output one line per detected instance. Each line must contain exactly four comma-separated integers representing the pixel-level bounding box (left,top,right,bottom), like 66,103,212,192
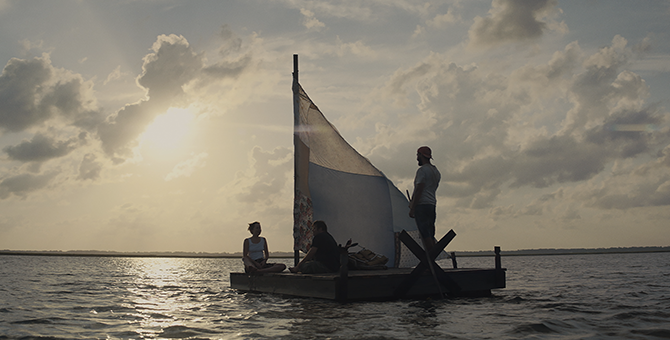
293,54,298,83
451,252,457,269
494,246,505,288
495,246,501,270
293,54,300,267
336,251,349,302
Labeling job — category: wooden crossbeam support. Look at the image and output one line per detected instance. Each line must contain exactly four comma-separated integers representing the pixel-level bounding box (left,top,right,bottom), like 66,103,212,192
393,230,461,297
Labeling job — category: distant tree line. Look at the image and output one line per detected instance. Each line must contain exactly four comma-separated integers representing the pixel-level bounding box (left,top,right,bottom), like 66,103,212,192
1,246,668,258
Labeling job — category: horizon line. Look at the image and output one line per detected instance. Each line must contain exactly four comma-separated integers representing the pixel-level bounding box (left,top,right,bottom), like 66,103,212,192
1,246,668,258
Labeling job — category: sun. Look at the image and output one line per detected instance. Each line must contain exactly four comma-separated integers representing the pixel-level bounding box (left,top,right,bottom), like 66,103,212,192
140,107,195,151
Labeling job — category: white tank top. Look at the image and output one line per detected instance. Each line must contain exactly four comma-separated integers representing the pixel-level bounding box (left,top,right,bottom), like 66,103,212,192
247,237,265,260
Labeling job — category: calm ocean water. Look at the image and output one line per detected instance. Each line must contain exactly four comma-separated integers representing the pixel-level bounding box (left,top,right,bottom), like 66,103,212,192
1,252,669,339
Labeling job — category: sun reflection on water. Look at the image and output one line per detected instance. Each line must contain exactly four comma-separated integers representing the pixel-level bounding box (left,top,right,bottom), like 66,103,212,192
122,258,201,336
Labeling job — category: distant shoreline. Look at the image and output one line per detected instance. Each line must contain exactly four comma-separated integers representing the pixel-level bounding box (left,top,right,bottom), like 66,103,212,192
1,247,668,259
0,250,248,259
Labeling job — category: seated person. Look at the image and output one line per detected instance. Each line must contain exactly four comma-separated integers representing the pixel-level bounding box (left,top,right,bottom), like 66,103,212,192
290,220,340,274
243,221,286,273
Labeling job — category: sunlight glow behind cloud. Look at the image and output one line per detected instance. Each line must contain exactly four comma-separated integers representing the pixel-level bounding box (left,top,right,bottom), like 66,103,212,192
140,107,195,151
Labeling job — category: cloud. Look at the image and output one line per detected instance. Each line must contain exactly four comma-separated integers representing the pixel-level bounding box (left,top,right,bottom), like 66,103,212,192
0,54,101,132
374,35,669,210
580,145,670,210
96,34,203,159
165,152,208,181
335,37,378,58
0,29,256,201
427,8,460,28
585,107,663,158
278,0,373,22
0,55,67,132
77,153,102,181
0,171,57,199
217,24,243,56
632,34,654,55
0,52,101,197
468,0,561,47
511,40,581,92
201,55,252,80
3,132,83,163
97,33,254,160
510,134,607,188
301,8,325,30
103,65,123,85
562,36,637,134
139,35,204,102
19,39,48,56
227,146,292,205
515,190,561,217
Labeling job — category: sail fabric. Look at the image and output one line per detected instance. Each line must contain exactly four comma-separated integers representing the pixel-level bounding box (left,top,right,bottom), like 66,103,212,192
293,82,418,266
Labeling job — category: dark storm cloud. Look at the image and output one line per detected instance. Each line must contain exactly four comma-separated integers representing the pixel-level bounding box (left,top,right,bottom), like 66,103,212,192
469,0,559,47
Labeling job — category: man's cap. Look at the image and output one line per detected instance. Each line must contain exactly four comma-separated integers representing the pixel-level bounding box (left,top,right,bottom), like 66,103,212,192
417,146,432,159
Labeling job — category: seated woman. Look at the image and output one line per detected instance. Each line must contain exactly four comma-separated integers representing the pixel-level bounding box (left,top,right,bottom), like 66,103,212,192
243,221,286,274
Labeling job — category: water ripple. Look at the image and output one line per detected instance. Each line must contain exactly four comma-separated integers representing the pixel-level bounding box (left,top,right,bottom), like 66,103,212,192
0,253,669,339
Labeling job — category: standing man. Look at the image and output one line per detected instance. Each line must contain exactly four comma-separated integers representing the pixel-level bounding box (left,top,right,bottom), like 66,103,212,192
409,146,441,250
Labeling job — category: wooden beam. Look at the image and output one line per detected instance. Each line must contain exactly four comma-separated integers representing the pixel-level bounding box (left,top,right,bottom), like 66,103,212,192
393,230,461,297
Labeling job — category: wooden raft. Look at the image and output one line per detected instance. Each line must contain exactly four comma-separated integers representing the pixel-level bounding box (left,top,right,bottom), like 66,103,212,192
230,229,506,301
230,267,505,301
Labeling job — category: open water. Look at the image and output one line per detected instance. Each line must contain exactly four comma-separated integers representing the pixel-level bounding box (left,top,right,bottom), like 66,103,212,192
1,252,669,339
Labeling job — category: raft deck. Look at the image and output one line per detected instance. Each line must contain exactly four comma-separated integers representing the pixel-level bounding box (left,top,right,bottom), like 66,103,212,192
230,266,506,301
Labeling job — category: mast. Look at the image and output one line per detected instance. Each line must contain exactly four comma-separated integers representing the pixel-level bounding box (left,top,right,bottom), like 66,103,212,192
292,54,300,266
293,54,298,85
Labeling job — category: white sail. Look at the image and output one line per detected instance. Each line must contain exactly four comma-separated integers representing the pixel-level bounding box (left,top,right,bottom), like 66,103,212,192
293,71,423,267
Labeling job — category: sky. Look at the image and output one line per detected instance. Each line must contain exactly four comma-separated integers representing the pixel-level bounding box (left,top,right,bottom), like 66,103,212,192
0,0,669,254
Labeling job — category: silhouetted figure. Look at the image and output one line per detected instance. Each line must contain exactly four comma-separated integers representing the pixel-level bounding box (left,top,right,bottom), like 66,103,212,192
290,220,340,274
409,146,441,250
